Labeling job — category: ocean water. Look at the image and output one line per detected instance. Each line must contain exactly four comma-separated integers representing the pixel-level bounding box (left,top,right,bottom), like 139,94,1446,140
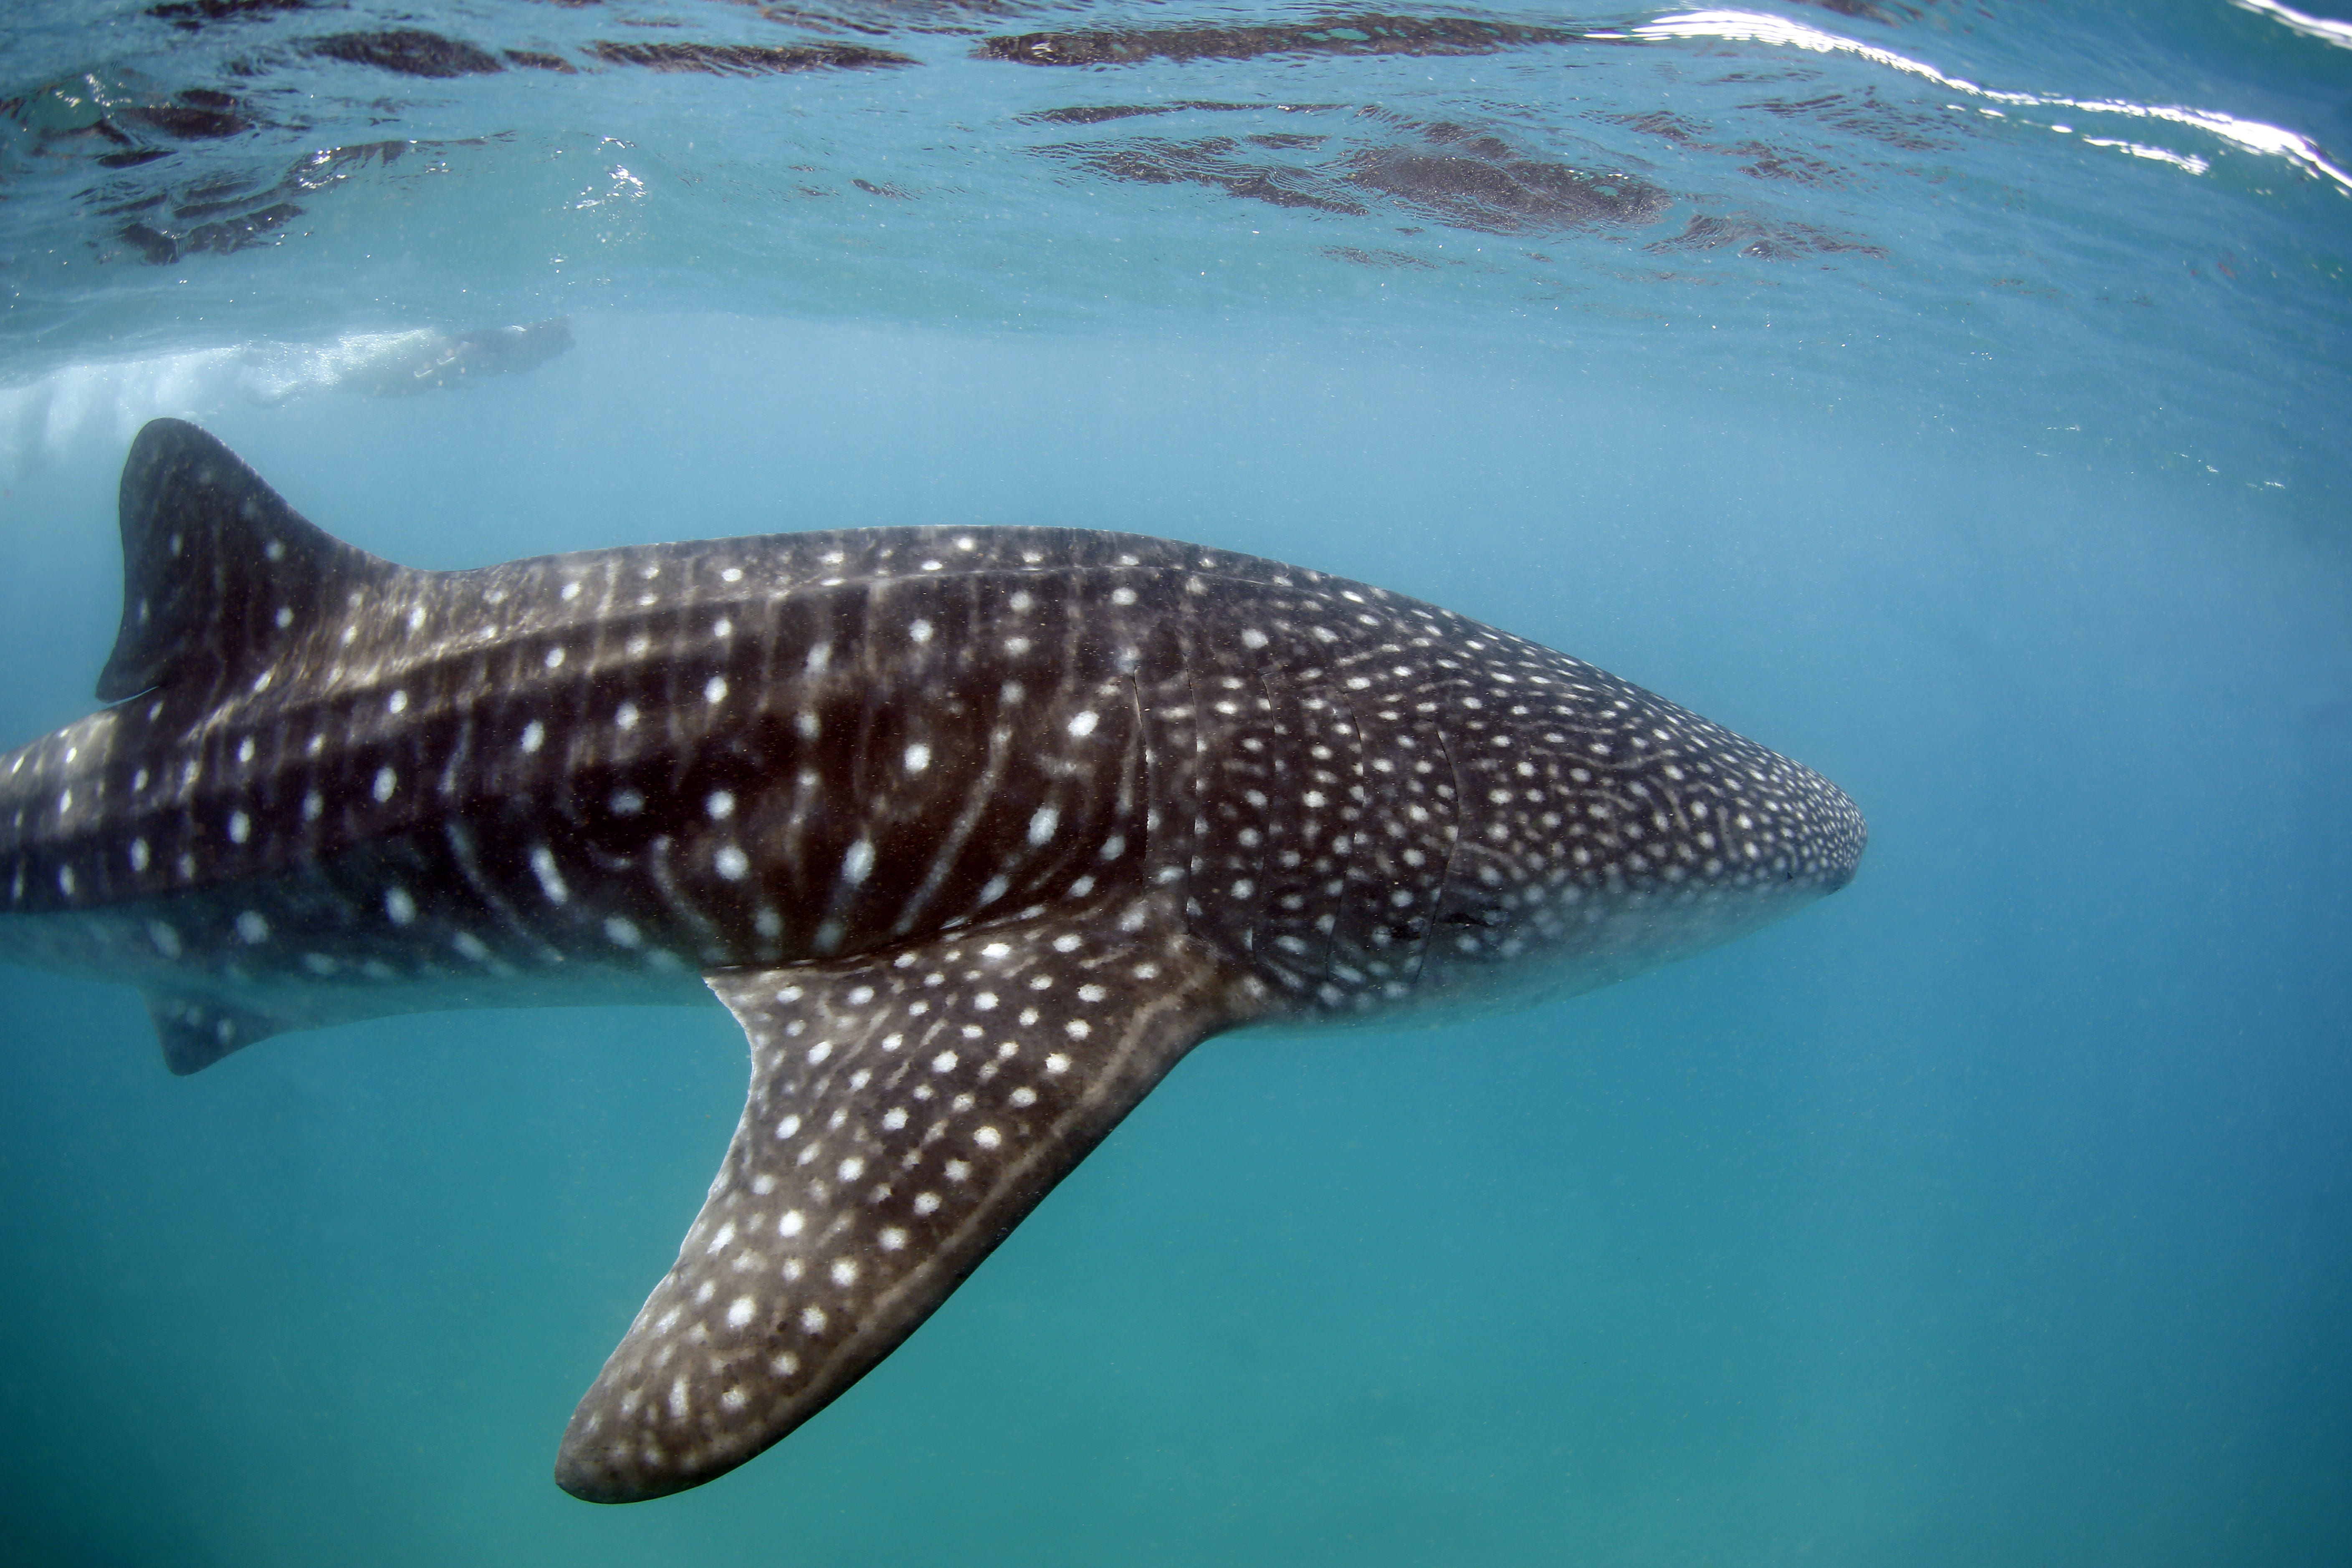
1,2,2348,1565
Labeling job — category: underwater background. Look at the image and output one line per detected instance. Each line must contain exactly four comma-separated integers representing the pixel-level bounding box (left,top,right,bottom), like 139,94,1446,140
1,0,2347,1563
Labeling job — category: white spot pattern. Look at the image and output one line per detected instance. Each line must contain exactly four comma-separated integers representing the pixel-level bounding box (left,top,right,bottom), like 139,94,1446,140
0,508,1859,1505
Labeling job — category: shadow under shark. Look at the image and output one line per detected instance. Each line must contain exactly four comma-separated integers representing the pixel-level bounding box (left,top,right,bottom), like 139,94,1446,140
0,420,1865,1502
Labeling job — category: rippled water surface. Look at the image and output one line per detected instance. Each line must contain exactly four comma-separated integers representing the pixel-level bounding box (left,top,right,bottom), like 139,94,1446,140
0,1,2347,1565
5,0,2348,481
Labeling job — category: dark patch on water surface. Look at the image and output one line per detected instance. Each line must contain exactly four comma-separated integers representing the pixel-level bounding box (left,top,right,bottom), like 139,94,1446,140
148,0,315,30
117,88,251,140
309,30,508,78
7,81,260,182
1343,125,1671,234
96,138,494,266
1048,134,1370,215
976,12,1601,66
1608,109,1713,146
1740,150,1844,186
1020,101,1345,126
1322,245,1437,268
119,198,300,263
503,49,579,73
761,0,1094,35
1601,111,1850,190
1044,113,1671,236
1743,87,1954,152
759,3,921,38
1785,0,1947,23
587,40,918,73
1646,212,1886,261
154,168,274,221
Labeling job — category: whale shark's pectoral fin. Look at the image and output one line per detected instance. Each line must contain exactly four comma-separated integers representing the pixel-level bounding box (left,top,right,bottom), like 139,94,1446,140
554,901,1260,1503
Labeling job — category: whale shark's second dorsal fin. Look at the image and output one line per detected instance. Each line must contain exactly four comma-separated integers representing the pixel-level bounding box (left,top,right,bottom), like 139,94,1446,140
145,990,294,1075
98,418,405,703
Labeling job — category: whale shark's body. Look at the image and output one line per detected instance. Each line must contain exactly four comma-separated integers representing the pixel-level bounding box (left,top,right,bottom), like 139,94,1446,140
0,420,1865,1501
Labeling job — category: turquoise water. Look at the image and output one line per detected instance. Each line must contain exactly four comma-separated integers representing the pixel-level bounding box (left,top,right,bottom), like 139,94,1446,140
2,3,2349,1564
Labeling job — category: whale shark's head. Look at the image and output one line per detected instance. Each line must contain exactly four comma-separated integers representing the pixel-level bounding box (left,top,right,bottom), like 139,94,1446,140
1218,618,1868,1031
1402,728,1866,1021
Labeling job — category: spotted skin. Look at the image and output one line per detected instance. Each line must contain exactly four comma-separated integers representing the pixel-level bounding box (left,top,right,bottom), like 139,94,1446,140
0,420,1864,1501
567,900,1253,1501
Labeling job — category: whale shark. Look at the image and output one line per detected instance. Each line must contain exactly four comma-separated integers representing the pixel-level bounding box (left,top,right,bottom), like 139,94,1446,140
0,419,1865,1502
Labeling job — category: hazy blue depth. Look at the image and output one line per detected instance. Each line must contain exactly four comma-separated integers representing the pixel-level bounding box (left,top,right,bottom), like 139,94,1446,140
2,1,2349,1565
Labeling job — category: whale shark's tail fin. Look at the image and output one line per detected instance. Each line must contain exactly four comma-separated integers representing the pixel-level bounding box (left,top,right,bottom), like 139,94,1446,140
554,898,1260,1503
99,418,404,703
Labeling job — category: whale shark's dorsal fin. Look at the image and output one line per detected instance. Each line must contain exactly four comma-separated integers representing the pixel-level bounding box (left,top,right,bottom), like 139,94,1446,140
554,897,1259,1503
98,417,405,703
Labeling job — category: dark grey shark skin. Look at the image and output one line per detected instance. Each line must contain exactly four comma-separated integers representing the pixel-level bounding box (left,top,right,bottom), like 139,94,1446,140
0,419,1864,1503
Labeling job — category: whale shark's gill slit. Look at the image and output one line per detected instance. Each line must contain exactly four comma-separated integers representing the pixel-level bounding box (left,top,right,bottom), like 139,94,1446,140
554,898,1251,1503
1417,723,1467,994
641,833,722,959
438,818,545,965
888,696,1014,936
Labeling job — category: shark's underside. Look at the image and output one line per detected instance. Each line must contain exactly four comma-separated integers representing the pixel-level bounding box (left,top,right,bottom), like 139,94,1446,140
0,420,1865,1501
